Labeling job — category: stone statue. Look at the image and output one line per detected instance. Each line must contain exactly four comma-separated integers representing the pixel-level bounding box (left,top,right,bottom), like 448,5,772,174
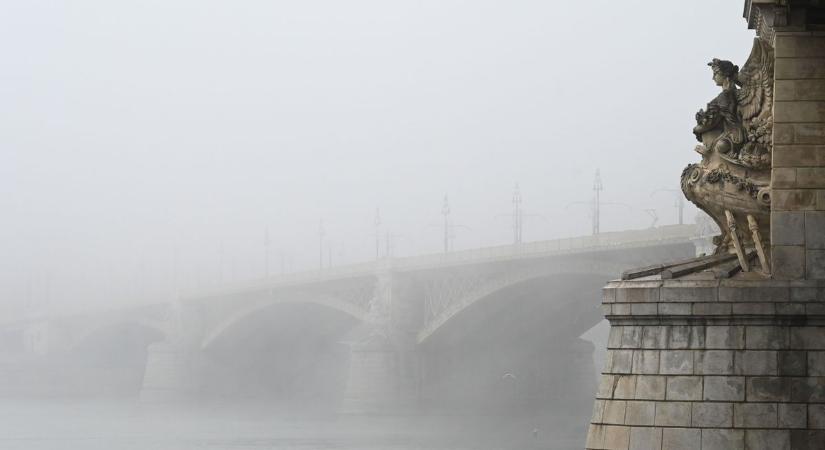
681,39,774,271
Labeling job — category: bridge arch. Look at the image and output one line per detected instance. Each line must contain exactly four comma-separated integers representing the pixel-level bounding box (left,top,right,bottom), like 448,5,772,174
417,260,625,345
200,292,369,350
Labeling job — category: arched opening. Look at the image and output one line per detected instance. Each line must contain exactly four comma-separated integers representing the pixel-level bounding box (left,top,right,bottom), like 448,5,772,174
418,273,607,417
60,322,165,398
199,301,361,411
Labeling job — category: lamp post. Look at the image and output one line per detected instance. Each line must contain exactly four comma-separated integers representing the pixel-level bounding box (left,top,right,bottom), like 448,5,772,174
513,184,523,244
442,195,451,253
593,170,603,235
318,219,325,270
374,208,381,259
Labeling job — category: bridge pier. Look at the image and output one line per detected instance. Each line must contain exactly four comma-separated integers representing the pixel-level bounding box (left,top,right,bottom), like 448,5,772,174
340,334,400,414
340,271,421,414
139,341,189,403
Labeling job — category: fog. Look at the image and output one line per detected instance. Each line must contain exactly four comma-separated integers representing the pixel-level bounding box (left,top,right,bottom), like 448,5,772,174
2,1,749,448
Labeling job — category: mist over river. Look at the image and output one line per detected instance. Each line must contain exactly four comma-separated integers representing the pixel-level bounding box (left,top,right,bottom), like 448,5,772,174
0,400,584,450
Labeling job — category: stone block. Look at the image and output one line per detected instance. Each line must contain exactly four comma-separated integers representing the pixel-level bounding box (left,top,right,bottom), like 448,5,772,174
777,302,806,315
790,327,825,350
703,376,745,401
747,377,791,402
613,375,636,400
661,428,700,450
773,189,817,211
773,245,807,279
735,350,778,375
691,402,733,427
779,351,807,376
798,168,825,189
654,402,691,427
807,250,825,279
608,327,623,349
641,326,667,349
692,302,731,316
732,302,775,315
658,303,691,315
744,429,790,450
612,303,631,315
775,123,795,144
790,430,825,450
603,287,617,303
631,350,659,375
810,404,825,429
779,403,807,428
667,325,704,349
701,428,744,450
634,375,666,400
666,376,702,401
775,35,825,58
629,427,661,450
624,401,655,426
790,377,825,402
706,326,744,349
602,400,627,425
776,79,825,101
796,123,825,145
808,302,825,315
773,211,807,246
616,286,659,303
586,424,605,449
629,303,657,316
810,351,825,376
733,403,778,428
695,350,734,374
747,326,789,349
773,145,825,167
603,425,630,450
661,286,717,302
718,280,793,300
774,100,825,122
773,167,798,188
620,326,642,349
609,350,633,374
597,375,615,399
660,350,693,375
591,399,606,423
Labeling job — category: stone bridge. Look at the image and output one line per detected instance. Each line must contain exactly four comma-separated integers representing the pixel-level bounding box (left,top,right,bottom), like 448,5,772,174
0,225,701,411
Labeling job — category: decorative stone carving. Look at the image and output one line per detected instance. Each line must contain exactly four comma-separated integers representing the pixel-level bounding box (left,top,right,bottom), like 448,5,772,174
681,38,774,267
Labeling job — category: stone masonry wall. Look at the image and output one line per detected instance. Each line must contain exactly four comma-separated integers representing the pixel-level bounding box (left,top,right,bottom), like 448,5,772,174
771,32,825,280
585,279,825,450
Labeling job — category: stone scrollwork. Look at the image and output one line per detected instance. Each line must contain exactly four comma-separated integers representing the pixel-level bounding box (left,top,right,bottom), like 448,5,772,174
681,38,774,265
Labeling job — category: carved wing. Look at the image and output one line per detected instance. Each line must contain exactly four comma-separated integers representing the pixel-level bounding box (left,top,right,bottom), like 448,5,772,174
735,38,774,122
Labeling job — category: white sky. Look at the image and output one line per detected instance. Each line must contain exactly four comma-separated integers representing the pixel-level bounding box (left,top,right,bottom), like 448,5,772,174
1,1,756,309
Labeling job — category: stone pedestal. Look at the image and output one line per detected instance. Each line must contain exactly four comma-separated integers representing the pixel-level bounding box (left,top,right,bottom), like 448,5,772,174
585,277,825,450
139,341,188,403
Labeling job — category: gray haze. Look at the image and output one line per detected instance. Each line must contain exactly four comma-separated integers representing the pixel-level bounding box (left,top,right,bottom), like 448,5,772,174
2,1,752,310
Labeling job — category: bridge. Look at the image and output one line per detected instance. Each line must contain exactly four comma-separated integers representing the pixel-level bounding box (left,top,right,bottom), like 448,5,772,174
0,225,701,412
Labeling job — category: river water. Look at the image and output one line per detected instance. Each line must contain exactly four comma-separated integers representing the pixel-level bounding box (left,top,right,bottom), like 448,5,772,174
0,400,586,450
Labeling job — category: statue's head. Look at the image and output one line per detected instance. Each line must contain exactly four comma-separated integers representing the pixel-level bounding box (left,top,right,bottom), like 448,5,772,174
708,58,739,87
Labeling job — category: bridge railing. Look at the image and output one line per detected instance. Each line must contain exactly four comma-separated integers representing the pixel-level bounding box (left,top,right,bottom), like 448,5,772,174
391,224,697,270
183,224,697,299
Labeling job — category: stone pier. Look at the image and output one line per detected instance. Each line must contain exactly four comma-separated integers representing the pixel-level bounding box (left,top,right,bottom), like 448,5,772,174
585,1,825,448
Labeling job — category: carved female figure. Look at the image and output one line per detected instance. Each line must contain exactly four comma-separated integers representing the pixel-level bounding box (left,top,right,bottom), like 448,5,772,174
692,59,746,158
